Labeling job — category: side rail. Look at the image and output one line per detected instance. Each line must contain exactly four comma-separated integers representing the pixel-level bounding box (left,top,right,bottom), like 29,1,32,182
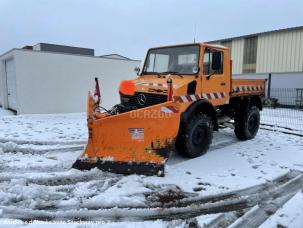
231,79,266,97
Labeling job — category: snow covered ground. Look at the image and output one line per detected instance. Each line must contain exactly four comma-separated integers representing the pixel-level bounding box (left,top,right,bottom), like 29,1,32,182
0,108,14,117
260,191,303,228
0,108,302,227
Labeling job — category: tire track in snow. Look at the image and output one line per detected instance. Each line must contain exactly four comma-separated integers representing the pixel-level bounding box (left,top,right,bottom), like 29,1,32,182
144,170,299,209
0,142,84,155
0,138,87,146
0,164,70,173
260,123,303,134
260,126,303,137
0,170,122,212
33,177,122,211
0,168,118,186
0,140,84,173
203,211,241,228
228,193,297,228
203,173,303,228
1,170,302,222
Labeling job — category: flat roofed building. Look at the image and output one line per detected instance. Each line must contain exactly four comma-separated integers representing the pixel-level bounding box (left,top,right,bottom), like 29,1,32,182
0,43,140,114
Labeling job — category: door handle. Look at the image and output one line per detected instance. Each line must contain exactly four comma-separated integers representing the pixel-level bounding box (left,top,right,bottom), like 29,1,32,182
220,82,226,86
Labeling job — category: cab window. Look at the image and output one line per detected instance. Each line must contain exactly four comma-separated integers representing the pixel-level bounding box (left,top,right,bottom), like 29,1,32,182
143,45,200,75
203,48,223,75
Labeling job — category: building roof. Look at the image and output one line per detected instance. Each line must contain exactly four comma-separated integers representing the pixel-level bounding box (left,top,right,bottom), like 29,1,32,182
1,43,140,62
208,25,303,43
0,48,141,63
21,43,95,56
99,54,136,61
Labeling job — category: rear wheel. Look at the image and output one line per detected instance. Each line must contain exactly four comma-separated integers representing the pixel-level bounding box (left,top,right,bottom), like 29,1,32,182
234,106,260,140
176,114,213,158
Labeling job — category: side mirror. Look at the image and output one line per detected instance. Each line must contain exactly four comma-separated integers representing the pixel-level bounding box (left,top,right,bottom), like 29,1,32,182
192,66,200,74
211,51,222,71
134,66,141,76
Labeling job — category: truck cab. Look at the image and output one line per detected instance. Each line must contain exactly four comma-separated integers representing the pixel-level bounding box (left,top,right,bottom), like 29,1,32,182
120,43,232,109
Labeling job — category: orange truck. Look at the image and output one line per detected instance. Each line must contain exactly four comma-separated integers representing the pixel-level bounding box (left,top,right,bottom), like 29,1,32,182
73,42,266,176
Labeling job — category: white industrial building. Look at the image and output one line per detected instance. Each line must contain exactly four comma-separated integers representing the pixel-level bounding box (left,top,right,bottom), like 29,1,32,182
0,43,140,114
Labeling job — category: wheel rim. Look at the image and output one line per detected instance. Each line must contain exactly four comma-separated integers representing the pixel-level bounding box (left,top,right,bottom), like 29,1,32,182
192,124,205,146
248,114,258,134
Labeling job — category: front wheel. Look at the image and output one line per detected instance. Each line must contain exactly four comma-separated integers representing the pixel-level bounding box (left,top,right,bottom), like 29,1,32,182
176,114,213,158
234,106,260,140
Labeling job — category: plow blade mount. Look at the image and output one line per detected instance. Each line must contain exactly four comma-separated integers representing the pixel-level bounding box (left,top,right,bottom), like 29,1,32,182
73,95,180,176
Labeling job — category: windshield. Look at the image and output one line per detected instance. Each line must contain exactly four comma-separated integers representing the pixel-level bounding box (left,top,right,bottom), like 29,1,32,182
143,45,200,75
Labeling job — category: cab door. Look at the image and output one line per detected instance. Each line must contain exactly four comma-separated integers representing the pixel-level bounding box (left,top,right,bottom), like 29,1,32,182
200,46,230,106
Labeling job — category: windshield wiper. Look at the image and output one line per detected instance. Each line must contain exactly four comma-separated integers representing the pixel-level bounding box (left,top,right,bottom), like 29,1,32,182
159,71,183,78
159,71,179,74
143,71,183,78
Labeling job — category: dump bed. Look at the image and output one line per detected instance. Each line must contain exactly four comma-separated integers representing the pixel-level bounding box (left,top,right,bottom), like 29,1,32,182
231,79,266,97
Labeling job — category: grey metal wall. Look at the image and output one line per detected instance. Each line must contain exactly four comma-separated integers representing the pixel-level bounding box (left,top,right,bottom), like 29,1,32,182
257,29,303,73
231,39,244,74
208,39,244,74
210,27,303,74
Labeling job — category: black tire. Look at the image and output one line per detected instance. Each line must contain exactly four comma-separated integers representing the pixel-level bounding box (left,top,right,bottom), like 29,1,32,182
176,114,213,158
234,106,260,140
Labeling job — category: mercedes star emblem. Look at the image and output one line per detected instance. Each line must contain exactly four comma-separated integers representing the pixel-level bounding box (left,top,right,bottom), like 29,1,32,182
138,94,147,105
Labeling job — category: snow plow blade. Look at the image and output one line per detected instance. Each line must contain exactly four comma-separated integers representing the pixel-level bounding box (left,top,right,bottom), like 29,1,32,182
72,93,180,176
72,160,166,176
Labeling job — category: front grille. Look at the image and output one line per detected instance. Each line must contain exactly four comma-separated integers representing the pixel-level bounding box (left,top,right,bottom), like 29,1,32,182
120,92,167,108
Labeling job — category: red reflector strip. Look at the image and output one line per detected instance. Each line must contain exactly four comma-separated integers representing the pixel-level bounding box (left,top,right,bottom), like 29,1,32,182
233,85,264,93
160,106,179,113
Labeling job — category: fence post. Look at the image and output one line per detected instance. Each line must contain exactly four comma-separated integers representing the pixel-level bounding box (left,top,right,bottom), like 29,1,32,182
267,73,272,98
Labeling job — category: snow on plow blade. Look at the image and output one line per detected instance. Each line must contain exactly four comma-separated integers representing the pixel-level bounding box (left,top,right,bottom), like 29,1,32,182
72,94,180,176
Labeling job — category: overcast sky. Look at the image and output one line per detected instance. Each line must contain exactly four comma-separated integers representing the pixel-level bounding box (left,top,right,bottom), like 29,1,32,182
0,0,303,60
